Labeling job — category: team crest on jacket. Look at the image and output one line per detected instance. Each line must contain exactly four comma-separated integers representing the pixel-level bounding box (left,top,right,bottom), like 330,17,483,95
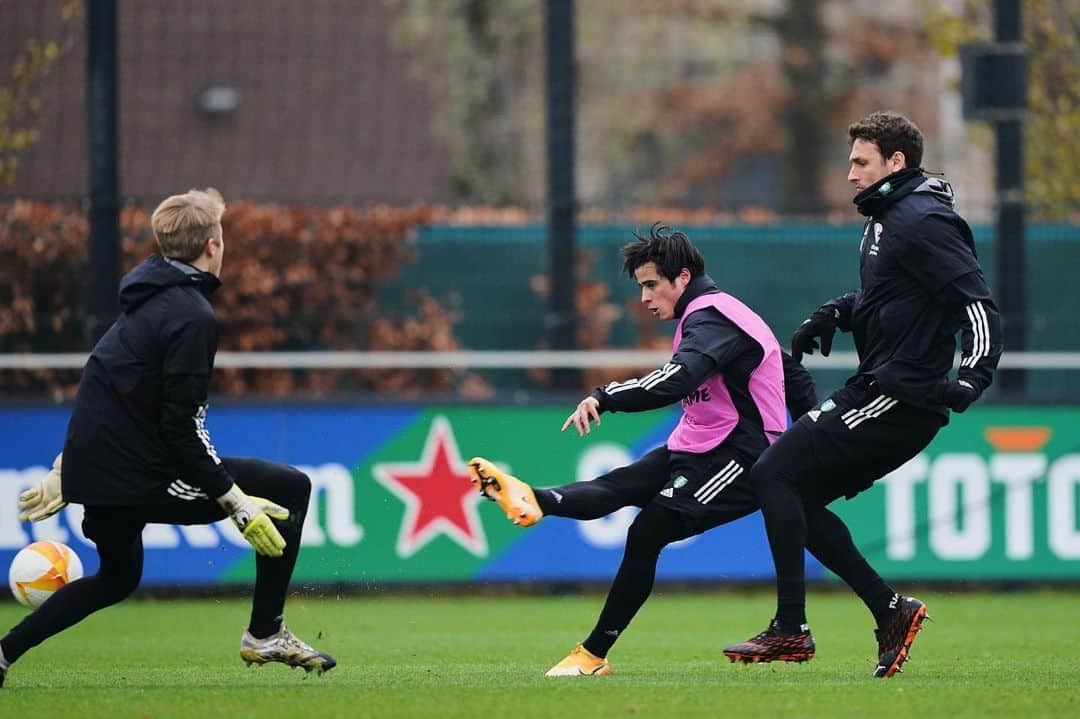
808,398,835,423
870,223,883,256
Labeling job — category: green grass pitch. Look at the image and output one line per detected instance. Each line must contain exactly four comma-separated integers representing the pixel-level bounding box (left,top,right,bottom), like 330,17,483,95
1,589,1077,718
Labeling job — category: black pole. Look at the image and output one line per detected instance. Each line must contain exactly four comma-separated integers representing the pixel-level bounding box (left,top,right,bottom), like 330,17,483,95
87,0,120,344
993,0,1026,396
544,0,579,390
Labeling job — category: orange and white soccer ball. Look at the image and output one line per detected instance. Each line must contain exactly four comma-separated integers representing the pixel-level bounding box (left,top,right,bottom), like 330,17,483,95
8,540,84,609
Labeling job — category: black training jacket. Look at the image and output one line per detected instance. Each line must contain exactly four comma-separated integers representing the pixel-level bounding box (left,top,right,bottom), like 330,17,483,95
592,275,817,461
62,255,235,506
834,168,1002,414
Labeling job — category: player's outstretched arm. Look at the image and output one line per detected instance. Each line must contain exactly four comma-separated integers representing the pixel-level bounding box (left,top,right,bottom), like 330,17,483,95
565,308,739,436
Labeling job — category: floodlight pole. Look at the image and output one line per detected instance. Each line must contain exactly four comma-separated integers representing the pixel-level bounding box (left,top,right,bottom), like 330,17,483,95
993,0,1026,397
544,0,579,391
87,0,120,344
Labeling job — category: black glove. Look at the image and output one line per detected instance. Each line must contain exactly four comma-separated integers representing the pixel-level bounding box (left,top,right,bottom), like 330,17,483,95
942,378,980,413
791,303,840,363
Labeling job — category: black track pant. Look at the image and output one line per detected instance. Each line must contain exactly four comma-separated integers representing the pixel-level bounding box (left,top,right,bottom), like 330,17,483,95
540,444,761,658
534,446,672,519
1,457,310,665
749,381,942,630
534,435,930,653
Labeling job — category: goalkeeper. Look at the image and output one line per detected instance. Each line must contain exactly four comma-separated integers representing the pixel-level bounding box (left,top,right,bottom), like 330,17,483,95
0,189,333,689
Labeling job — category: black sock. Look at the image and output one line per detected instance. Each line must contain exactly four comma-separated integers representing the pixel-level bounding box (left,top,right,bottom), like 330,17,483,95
227,459,311,639
534,447,671,519
774,595,808,634
752,470,808,630
806,507,896,628
870,593,902,629
533,481,640,519
249,534,302,636
581,505,687,658
532,488,560,515
248,615,284,639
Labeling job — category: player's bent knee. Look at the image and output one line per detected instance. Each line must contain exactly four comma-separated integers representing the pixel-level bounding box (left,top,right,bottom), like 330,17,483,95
290,467,312,503
265,465,312,514
288,468,312,518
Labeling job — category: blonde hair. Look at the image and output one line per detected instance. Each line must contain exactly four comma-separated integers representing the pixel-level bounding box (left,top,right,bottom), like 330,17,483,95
150,187,226,261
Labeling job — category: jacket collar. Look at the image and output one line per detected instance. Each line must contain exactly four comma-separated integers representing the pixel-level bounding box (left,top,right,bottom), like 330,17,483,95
162,256,222,299
674,274,719,319
853,167,925,217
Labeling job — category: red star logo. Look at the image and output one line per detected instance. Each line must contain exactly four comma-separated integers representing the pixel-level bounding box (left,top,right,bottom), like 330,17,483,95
372,416,488,558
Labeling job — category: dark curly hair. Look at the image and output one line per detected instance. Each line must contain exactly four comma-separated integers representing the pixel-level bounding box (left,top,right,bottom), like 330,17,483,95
620,222,705,281
848,111,924,169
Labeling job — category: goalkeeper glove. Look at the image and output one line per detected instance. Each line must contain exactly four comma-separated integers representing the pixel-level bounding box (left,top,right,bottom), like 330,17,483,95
18,452,67,522
216,485,289,558
941,378,980,413
791,302,841,364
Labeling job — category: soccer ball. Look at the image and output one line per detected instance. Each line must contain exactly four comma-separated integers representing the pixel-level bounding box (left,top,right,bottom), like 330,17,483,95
8,540,84,609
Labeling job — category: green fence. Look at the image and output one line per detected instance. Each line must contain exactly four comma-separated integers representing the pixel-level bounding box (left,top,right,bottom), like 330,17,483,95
378,223,1080,400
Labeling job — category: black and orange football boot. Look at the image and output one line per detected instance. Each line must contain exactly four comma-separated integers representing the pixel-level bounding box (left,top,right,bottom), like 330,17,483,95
873,596,929,678
724,619,815,664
